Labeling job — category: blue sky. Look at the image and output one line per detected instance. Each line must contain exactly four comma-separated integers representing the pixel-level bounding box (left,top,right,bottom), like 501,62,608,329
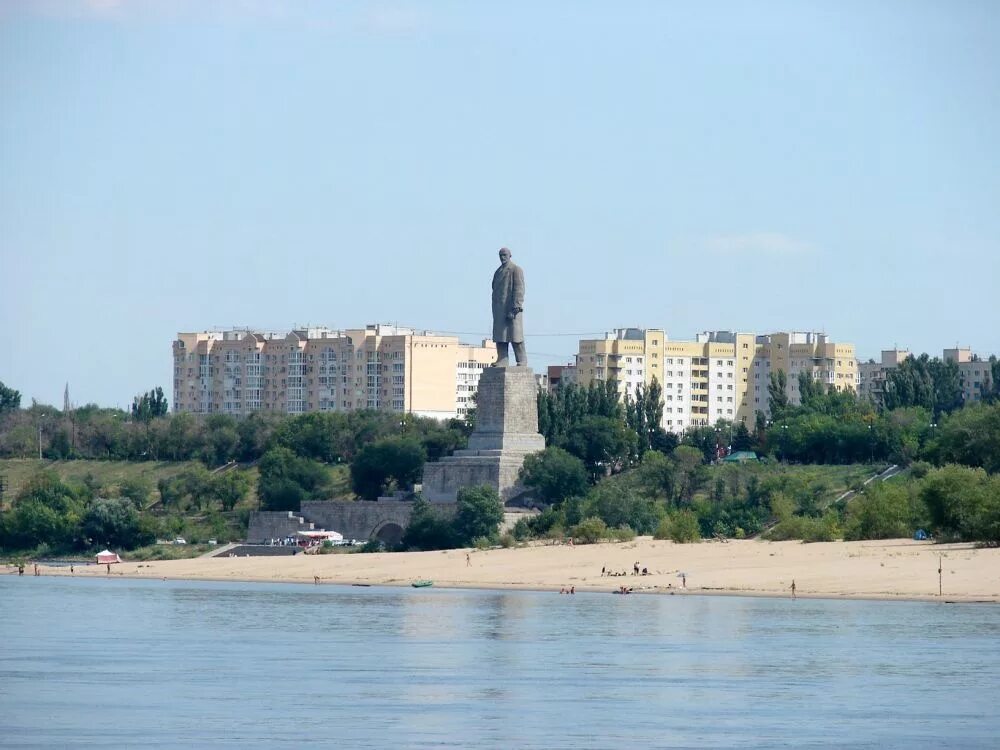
2,0,998,408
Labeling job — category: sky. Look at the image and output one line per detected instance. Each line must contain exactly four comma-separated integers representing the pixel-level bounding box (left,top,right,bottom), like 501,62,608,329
2,0,998,408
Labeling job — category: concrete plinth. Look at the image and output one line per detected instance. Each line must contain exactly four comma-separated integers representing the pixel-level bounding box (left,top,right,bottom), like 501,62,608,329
422,366,545,502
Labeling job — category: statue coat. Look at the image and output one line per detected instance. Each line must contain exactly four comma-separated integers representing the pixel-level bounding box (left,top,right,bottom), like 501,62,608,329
492,260,524,344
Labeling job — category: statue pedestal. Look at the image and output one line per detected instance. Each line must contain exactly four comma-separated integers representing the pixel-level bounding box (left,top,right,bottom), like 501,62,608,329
422,366,545,503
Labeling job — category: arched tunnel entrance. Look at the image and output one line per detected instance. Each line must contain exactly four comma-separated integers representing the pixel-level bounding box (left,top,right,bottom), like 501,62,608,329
373,522,404,548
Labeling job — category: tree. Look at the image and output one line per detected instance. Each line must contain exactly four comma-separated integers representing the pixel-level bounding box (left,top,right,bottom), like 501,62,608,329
257,447,332,512
0,471,82,550
401,497,458,550
0,381,21,414
797,371,825,409
566,415,636,480
350,438,427,501
635,450,676,502
732,422,754,452
671,445,707,501
519,447,588,504
919,465,998,542
844,482,922,540
582,481,665,534
768,370,789,421
211,471,251,511
118,476,152,509
453,485,504,545
131,387,168,423
201,414,239,466
927,402,1000,474
883,354,963,416
82,498,153,550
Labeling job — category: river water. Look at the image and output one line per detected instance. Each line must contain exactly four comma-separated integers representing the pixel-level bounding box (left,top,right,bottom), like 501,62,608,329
1,577,998,748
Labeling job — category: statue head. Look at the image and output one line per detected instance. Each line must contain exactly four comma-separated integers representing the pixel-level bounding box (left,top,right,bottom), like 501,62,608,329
498,247,512,265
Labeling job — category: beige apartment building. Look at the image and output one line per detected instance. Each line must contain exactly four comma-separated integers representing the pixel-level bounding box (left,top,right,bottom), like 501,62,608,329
857,347,996,405
575,328,665,398
173,325,496,420
749,332,857,419
858,349,911,403
574,329,857,433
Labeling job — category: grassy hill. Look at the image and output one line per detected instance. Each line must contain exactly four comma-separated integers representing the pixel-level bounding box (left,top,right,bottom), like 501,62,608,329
0,459,203,508
0,458,353,510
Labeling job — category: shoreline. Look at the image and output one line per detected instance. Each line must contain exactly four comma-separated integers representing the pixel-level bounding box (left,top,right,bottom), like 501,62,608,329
9,537,1000,604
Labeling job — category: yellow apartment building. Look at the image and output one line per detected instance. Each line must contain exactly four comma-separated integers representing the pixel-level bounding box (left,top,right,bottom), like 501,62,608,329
575,329,856,433
749,332,858,419
575,328,665,398
173,325,495,420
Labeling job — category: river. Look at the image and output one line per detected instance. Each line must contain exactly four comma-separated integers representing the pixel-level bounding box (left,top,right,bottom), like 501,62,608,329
1,577,998,748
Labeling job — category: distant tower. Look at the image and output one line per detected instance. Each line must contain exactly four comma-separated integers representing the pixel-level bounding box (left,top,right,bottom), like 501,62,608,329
64,382,71,412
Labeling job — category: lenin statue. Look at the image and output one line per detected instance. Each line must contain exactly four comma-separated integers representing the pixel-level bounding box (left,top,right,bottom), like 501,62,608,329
491,247,526,367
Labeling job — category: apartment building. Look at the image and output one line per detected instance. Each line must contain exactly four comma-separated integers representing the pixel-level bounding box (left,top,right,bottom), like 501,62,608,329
575,328,665,399
857,347,996,405
945,348,996,403
573,328,755,432
857,349,911,403
173,325,495,420
750,332,858,419
574,329,856,433
545,363,577,393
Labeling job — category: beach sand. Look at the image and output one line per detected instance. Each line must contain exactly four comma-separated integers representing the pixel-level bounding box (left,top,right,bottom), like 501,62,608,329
22,538,1000,602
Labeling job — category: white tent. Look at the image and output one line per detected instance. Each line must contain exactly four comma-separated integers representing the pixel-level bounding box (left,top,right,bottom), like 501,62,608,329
96,549,122,564
296,530,344,542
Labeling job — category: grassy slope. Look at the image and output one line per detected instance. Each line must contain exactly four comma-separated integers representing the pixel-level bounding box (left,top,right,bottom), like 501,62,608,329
0,459,202,507
691,462,880,505
0,459,352,506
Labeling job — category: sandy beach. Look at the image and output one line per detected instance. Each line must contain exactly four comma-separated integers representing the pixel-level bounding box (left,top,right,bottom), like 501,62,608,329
17,538,1000,602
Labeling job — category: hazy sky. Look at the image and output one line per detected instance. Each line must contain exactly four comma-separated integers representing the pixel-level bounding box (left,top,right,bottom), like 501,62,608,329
2,0,998,408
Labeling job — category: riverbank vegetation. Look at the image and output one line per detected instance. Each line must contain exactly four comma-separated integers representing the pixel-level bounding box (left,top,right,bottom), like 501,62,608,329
1,370,998,557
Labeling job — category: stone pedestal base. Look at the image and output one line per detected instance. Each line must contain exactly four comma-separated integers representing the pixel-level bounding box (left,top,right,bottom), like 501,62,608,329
422,366,545,503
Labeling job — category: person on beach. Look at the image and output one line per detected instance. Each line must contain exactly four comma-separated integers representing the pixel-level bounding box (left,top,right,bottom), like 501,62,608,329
314,576,320,585
106,563,111,574
601,566,606,576
681,573,686,588
791,580,796,599
570,586,575,594
18,563,24,576
70,565,74,574
466,552,471,567
633,562,639,576
34,563,39,576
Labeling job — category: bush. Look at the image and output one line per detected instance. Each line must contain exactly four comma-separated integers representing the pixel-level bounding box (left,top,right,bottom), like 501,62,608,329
655,510,701,543
401,498,457,551
545,525,565,543
920,465,1000,543
453,485,504,546
767,511,840,542
844,482,923,540
570,516,609,544
582,482,666,535
82,498,154,550
609,525,636,542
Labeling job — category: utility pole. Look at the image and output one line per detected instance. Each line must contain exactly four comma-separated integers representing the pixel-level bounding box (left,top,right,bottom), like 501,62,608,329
38,423,42,460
